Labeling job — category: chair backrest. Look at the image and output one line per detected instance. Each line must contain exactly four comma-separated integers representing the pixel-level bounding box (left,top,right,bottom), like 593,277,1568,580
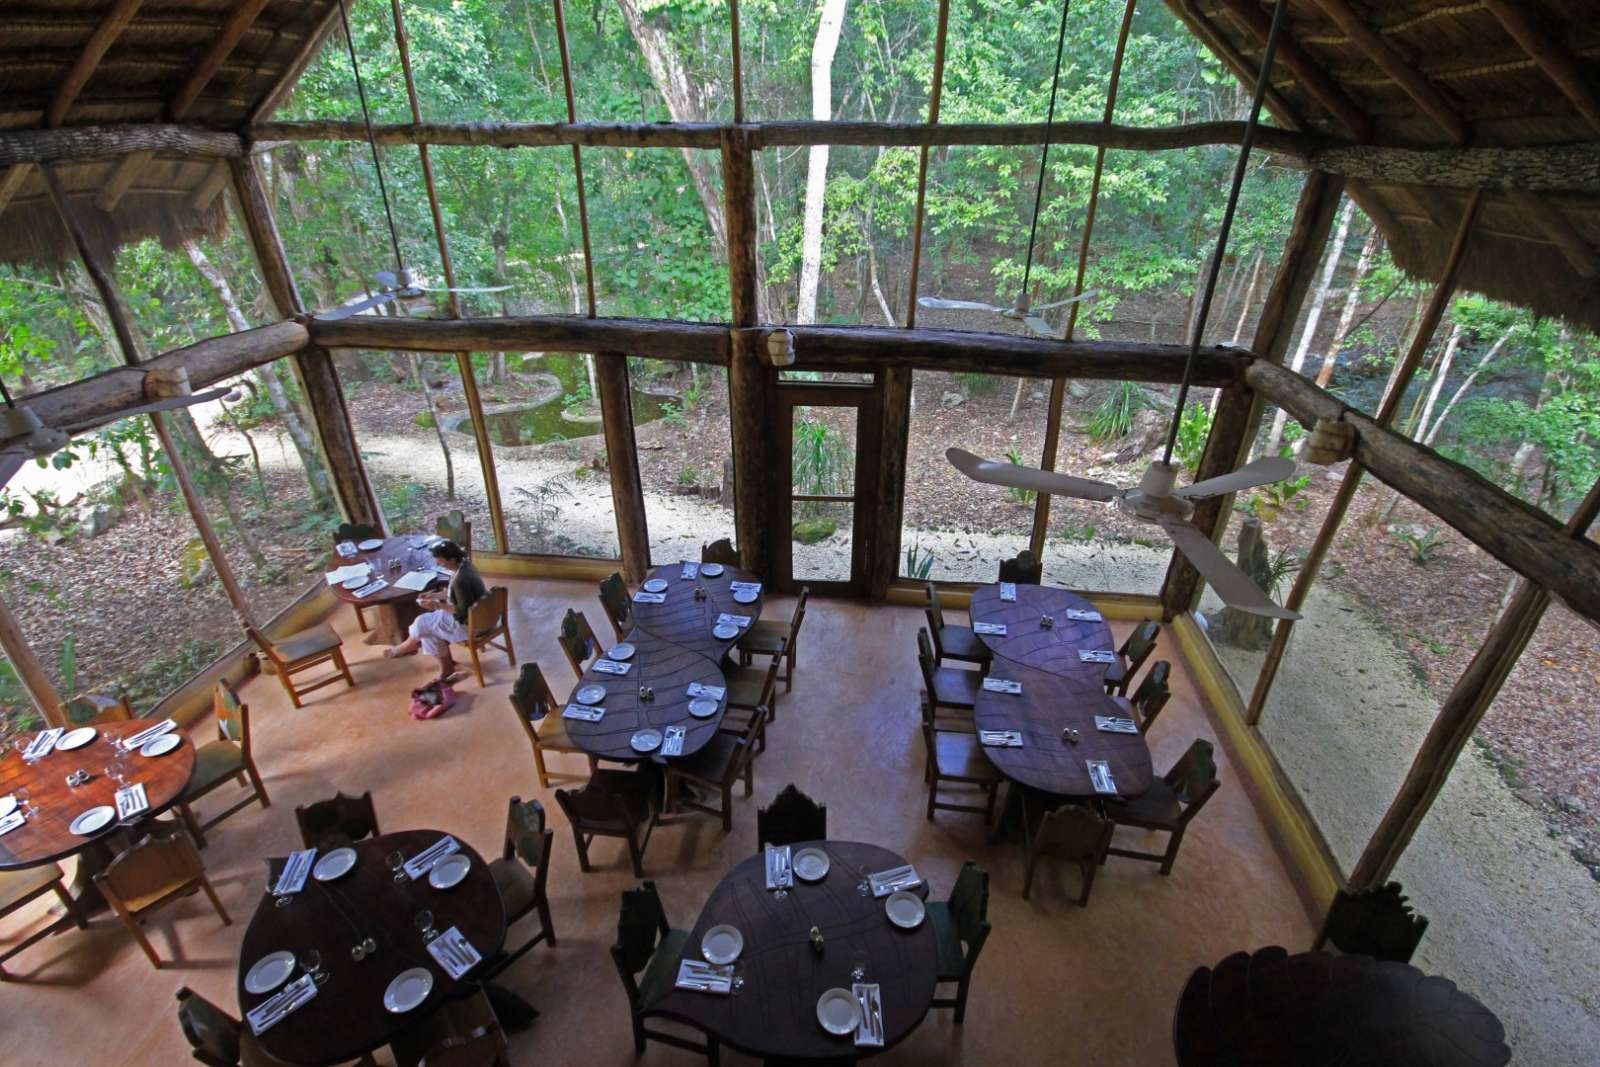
212,679,251,756
1133,660,1172,729
915,627,938,691
295,791,380,850
726,708,769,781
419,1026,505,1067
436,510,472,554
555,781,637,835
1034,803,1114,862
176,986,242,1067
945,861,992,971
98,834,202,906
757,783,827,850
1164,739,1220,821
502,795,553,896
610,880,671,1002
62,692,133,727
558,609,601,678
1119,618,1160,663
335,522,381,544
998,550,1042,585
242,625,284,670
1314,882,1429,963
509,663,557,746
469,585,509,640
701,538,738,565
786,586,810,645
597,572,633,639
922,583,947,658
753,638,786,707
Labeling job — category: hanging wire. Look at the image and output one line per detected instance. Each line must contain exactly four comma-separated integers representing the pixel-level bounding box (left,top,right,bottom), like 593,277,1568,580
336,0,406,281
1017,0,1073,311
1161,0,1290,465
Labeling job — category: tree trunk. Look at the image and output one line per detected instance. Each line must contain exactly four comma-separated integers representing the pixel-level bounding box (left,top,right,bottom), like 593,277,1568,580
1423,326,1514,447
1229,248,1264,344
796,0,850,325
614,0,728,251
1315,226,1377,387
409,350,455,500
1264,198,1353,456
1413,321,1463,442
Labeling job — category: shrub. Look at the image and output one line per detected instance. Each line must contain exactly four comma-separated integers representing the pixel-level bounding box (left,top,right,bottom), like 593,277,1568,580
1088,381,1155,442
792,518,838,544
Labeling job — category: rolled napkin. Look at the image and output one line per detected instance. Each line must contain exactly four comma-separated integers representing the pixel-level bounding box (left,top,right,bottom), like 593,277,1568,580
632,591,667,604
686,682,725,700
562,703,605,722
973,622,1007,636
125,719,178,749
980,677,1022,695
246,974,317,1036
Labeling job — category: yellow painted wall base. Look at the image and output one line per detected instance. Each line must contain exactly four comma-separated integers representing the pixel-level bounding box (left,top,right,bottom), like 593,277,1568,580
886,579,1161,620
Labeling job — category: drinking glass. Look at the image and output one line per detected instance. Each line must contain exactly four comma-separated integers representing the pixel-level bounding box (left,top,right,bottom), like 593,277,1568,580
15,786,33,819
300,949,327,985
414,909,437,942
850,948,868,983
387,850,407,882
730,959,746,996
105,760,127,786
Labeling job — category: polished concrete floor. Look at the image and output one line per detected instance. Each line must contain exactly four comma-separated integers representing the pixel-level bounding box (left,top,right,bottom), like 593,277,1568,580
1,577,1313,1066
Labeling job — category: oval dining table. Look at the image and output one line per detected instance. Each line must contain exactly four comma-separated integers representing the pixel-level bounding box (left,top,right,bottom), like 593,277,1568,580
967,582,1153,800
238,829,506,1067
326,534,449,646
564,562,764,763
649,840,939,1062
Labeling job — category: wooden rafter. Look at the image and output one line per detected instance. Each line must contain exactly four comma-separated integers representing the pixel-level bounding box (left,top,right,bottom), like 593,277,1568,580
1509,188,1599,279
1309,0,1465,144
1211,0,1374,140
1482,0,1600,136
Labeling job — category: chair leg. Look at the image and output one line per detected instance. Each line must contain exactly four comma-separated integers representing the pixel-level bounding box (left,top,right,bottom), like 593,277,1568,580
538,897,557,948
571,827,592,872
177,802,205,850
984,781,999,825
533,744,551,790
112,903,162,968
354,605,369,633
953,975,971,1024
51,880,87,930
1022,849,1038,901
1160,827,1185,875
470,643,485,686
198,875,231,925
707,1036,720,1066
502,627,516,667
334,647,355,689
720,786,733,834
631,1012,647,1055
279,671,304,710
246,763,270,809
925,776,938,821
1077,859,1098,907
627,830,646,878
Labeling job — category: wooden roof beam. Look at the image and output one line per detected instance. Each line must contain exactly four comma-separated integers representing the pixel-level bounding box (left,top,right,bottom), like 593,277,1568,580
1482,0,1600,136
1508,188,1599,278
1309,0,1465,144
1212,0,1374,141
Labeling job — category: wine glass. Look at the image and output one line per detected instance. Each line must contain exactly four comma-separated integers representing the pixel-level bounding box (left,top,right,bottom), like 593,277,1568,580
850,948,868,983
414,909,437,942
105,760,127,787
730,958,746,996
387,850,407,883
15,786,33,819
300,949,327,985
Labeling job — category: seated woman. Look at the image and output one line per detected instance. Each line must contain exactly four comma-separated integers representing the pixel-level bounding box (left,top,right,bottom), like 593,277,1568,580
383,540,486,682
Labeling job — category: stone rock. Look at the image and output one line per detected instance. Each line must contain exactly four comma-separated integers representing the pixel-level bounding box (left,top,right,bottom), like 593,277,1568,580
1556,794,1587,815
1029,389,1046,402
1068,380,1092,400
940,391,965,409
76,503,122,538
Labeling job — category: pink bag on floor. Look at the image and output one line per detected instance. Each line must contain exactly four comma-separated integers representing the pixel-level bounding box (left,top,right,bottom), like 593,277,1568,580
410,680,457,720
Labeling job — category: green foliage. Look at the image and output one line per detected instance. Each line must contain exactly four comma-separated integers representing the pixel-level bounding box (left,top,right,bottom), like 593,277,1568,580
515,473,575,551
380,482,429,532
178,538,211,588
1088,382,1155,443
562,381,593,416
1175,402,1212,474
677,465,700,487
1005,447,1037,504
792,419,854,497
660,401,687,428
414,411,437,429
1390,525,1450,564
903,536,937,580
957,373,1002,397
682,376,706,412
792,518,838,545
1263,548,1301,600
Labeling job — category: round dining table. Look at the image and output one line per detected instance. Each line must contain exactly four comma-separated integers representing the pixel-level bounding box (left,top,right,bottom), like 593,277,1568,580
238,829,505,1067
0,720,196,907
326,535,449,645
649,840,938,1062
968,582,1153,799
565,563,764,763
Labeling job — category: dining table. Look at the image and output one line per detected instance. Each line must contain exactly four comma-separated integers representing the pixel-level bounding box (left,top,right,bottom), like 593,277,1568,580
649,840,939,1062
967,581,1153,801
238,829,506,1067
0,719,196,908
326,534,450,645
564,562,765,763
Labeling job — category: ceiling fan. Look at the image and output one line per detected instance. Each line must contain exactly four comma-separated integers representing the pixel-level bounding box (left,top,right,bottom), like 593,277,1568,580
318,269,512,321
916,290,1099,339
945,0,1300,619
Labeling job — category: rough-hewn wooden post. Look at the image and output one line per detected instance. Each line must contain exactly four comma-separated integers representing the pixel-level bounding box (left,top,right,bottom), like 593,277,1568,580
228,154,382,529
722,127,769,578
595,352,651,581
870,366,912,598
1160,171,1347,618
0,592,67,727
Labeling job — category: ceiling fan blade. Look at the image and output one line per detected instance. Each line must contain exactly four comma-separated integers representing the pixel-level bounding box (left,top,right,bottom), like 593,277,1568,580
0,449,27,488
421,284,514,294
946,447,1120,502
317,290,402,321
1173,455,1298,499
1160,517,1300,619
374,269,402,289
56,386,240,433
1032,288,1100,312
1021,313,1059,339
917,296,1005,312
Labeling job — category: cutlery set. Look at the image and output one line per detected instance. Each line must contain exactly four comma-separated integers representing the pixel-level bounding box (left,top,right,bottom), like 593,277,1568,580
675,958,734,994
852,983,885,1047
867,865,921,898
765,845,793,890
247,974,317,1035
403,836,460,880
425,926,481,979
979,730,1024,748
273,848,318,896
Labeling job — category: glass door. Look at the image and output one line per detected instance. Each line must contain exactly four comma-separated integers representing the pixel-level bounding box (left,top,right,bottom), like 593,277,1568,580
775,383,880,596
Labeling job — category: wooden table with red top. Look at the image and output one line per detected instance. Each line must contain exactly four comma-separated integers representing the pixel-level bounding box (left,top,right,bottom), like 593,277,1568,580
326,534,450,646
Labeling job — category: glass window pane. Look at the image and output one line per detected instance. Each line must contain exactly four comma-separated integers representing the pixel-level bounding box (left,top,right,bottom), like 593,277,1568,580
792,404,858,496
632,359,734,566
792,501,855,584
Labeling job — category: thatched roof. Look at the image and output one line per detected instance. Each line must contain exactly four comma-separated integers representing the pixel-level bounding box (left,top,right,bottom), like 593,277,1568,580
1169,0,1600,331
0,0,340,266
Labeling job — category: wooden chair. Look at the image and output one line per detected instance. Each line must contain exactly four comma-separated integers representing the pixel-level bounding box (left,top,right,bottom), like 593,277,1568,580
509,662,596,788
174,680,270,849
598,572,634,641
917,627,982,715
60,692,134,726
485,796,556,976
1313,881,1429,964
737,587,808,692
175,986,327,1067
436,510,472,555
726,636,785,727
245,624,354,709
924,583,991,668
1103,618,1159,696
610,881,720,1064
1104,739,1219,875
334,523,382,633
1020,792,1113,904
554,769,660,877
756,783,827,849
558,608,603,678
456,585,515,686
927,861,991,1024
664,707,766,833
420,1027,509,1067
0,864,86,979
997,550,1042,585
700,538,738,566
393,988,504,1067
1112,660,1171,732
295,791,380,850
920,695,1002,822
95,834,230,968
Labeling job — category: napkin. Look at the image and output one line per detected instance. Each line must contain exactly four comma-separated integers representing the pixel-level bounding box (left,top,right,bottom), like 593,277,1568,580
999,582,1018,602
272,848,318,895
24,727,64,759
715,613,752,629
352,578,389,599
324,562,369,585
978,730,1024,748
686,682,726,700
661,725,686,757
562,703,605,722
0,811,25,837
1087,759,1119,795
393,569,434,592
675,959,733,994
1079,649,1118,664
853,984,884,1047
980,677,1022,695
426,926,482,979
592,659,632,676
404,835,460,880
680,561,699,579
868,865,921,897
1094,715,1140,734
632,591,667,604
973,622,1007,636
765,845,793,890
126,718,178,748
335,540,358,558
114,783,149,821
1066,608,1104,621
246,974,317,1036
729,580,762,594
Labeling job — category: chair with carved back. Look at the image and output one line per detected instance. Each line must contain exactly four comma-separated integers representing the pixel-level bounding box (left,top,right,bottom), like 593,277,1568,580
0,863,85,979
598,572,634,641
392,987,504,1067
436,510,472,555
175,986,348,1067
455,585,515,686
664,707,766,833
333,523,382,633
737,586,808,693
927,861,991,1024
1103,618,1159,696
917,627,981,717
700,538,738,566
554,769,660,877
175,680,269,849
1112,660,1171,733
61,692,134,726
610,881,720,1064
1020,792,1114,905
924,583,991,668
919,694,1002,822
756,784,827,850
1104,739,1219,875
997,550,1042,585
484,796,556,977
95,834,230,969
558,608,604,679
1313,881,1429,964
295,791,380,851
245,623,354,709
509,662,596,788
726,636,785,728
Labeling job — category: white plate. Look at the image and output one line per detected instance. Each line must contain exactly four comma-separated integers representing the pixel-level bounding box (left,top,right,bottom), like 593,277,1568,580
712,623,740,640
70,806,116,836
244,950,296,995
792,848,830,882
0,796,15,819
57,727,97,751
701,563,724,577
313,847,357,882
701,924,743,964
342,576,368,590
733,588,759,604
687,697,719,719
358,539,385,551
140,733,182,757
428,852,471,890
817,988,862,1035
383,967,434,1014
609,642,636,661
885,890,926,929
630,729,662,753
641,578,669,593
575,684,608,705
